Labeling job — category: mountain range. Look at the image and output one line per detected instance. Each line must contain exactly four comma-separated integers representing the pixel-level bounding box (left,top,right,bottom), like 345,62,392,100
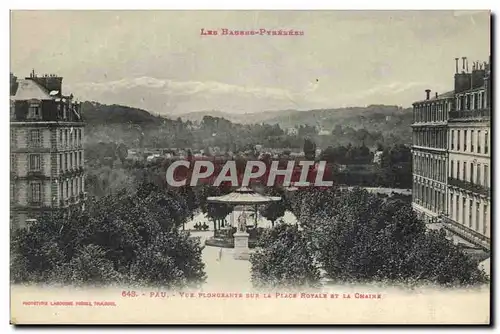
82,101,413,132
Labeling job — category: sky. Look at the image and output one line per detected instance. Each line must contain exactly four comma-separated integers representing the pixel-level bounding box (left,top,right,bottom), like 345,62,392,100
10,10,491,115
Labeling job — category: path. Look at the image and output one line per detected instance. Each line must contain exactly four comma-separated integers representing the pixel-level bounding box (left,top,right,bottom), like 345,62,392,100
190,231,252,290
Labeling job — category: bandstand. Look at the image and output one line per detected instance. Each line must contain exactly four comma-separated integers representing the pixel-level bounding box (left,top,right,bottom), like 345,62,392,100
207,187,281,260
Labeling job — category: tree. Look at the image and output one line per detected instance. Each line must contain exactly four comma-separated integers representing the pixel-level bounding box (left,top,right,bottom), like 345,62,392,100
303,137,316,160
259,201,286,228
116,143,129,164
296,187,487,286
250,224,320,288
10,183,206,288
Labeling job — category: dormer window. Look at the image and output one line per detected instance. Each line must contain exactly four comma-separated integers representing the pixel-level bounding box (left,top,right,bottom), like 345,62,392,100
63,105,67,120
28,102,41,120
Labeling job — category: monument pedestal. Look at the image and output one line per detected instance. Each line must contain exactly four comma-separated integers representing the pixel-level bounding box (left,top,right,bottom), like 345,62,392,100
233,231,250,260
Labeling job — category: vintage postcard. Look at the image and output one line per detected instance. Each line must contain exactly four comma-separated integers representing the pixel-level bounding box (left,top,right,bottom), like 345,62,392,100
9,10,491,325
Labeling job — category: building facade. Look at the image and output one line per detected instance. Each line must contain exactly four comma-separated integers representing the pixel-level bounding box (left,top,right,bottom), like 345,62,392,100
411,89,453,225
10,72,86,229
411,57,491,252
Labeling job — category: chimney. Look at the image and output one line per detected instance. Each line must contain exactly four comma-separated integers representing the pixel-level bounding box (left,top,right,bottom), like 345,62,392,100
435,92,438,98
466,59,469,72
462,57,467,72
425,89,431,100
455,58,459,73
10,73,18,96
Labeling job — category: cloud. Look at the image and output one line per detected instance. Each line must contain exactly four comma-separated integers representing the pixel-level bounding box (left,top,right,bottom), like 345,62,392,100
68,77,332,113
73,77,295,101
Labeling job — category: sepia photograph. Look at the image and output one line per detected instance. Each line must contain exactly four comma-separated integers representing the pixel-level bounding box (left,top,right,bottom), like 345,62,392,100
8,9,491,325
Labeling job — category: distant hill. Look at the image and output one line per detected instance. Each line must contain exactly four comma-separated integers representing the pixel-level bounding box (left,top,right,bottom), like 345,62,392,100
81,101,164,125
178,109,297,124
178,105,412,131
263,105,412,129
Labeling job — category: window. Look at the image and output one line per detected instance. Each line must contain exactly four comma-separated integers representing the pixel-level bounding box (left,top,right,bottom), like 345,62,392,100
475,202,480,232
30,182,42,204
78,129,82,142
462,198,466,225
456,160,460,179
477,130,481,153
79,152,82,167
64,153,68,170
451,130,454,150
65,181,69,199
59,154,63,172
63,105,67,120
59,130,63,146
70,153,73,168
28,103,41,120
29,129,41,147
10,154,16,171
471,130,474,152
455,194,459,220
65,129,68,146
462,163,466,181
450,160,454,178
477,164,481,186
29,154,41,171
10,101,16,118
484,165,489,187
457,130,461,151
468,199,473,227
483,205,488,235
464,130,467,151
10,129,15,146
485,131,488,154
470,163,474,183
10,182,15,202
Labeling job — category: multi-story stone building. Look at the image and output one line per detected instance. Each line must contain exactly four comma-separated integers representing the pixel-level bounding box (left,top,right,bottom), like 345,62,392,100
411,57,491,252
443,58,491,251
10,71,86,229
411,89,453,225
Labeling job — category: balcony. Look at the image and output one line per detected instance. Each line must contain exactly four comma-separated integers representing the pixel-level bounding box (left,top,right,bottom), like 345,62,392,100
448,177,490,197
440,215,490,251
449,109,490,120
28,201,43,208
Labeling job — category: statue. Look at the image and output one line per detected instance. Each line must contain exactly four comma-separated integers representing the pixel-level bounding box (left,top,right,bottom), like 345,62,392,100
237,212,247,233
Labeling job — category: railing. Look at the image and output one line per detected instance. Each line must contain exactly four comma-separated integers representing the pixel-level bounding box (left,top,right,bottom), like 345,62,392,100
448,177,490,197
449,109,490,120
27,170,44,177
440,215,490,251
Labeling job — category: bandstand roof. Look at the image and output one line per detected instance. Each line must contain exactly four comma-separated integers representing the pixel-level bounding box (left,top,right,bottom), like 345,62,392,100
207,187,281,205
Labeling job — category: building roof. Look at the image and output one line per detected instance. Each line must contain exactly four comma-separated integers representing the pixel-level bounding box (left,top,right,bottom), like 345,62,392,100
10,79,52,101
413,90,455,104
